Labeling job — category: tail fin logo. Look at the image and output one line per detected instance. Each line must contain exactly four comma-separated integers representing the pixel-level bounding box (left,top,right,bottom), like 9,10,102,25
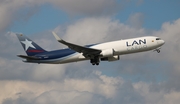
21,39,36,51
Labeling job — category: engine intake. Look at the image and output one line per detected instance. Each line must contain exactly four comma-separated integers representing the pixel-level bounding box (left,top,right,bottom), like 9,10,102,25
100,49,114,57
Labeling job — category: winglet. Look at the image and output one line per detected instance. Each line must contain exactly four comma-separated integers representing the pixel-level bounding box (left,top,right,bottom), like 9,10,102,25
52,31,62,41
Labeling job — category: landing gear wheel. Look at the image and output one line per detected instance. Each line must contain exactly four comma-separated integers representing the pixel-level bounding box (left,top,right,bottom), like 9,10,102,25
154,48,161,53
96,63,99,65
90,57,100,66
157,49,160,53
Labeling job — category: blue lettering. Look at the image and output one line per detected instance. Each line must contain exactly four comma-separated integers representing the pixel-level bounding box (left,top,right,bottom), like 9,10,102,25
126,39,146,47
132,40,139,46
126,42,131,47
139,39,146,45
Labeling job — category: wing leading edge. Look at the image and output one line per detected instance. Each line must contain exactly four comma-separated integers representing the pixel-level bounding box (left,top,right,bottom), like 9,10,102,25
52,32,101,58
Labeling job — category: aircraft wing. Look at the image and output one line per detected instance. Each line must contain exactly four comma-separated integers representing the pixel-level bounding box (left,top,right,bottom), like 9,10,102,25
52,32,102,57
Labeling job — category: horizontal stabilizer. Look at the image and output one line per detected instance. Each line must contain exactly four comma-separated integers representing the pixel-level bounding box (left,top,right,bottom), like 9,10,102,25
17,55,40,60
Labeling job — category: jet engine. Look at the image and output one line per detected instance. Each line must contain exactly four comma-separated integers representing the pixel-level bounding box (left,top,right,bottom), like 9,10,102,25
100,49,114,57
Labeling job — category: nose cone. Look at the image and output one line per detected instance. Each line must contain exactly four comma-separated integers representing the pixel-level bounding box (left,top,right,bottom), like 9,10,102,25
159,40,165,46
162,40,165,44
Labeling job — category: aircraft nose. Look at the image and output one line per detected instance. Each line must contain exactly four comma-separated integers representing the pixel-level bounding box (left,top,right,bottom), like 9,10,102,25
159,40,165,46
162,40,165,44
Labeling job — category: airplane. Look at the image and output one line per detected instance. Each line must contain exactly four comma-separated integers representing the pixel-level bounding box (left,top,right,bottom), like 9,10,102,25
16,32,165,65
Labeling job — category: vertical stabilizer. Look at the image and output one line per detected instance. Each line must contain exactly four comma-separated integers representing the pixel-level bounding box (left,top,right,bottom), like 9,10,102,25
16,34,47,56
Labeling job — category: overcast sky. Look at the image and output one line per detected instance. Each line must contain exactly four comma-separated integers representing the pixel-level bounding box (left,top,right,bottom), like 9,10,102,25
0,0,180,104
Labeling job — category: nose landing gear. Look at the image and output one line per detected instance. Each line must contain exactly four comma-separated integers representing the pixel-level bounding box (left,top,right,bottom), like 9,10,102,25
154,48,161,53
157,49,160,53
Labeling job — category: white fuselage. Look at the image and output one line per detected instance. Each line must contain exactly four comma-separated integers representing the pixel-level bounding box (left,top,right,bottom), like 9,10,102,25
44,36,164,64
17,32,164,65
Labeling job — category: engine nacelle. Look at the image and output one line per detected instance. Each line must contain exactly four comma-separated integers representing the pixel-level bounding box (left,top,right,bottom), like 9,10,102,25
101,55,120,62
100,49,114,57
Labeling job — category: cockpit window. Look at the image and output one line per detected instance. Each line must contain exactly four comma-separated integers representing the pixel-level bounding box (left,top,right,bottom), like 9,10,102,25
156,38,161,40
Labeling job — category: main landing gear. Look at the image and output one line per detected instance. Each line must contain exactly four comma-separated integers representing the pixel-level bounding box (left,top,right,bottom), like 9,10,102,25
90,56,100,65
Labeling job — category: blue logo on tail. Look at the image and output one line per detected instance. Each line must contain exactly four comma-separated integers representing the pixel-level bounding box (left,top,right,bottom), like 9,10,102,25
21,39,36,51
16,34,47,56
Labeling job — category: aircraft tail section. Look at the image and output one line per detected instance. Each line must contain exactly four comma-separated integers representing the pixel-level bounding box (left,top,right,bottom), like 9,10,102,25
16,34,47,56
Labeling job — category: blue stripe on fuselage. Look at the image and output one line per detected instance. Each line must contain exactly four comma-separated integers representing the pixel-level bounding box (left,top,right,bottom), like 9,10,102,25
33,43,98,60
35,48,76,60
84,44,97,48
